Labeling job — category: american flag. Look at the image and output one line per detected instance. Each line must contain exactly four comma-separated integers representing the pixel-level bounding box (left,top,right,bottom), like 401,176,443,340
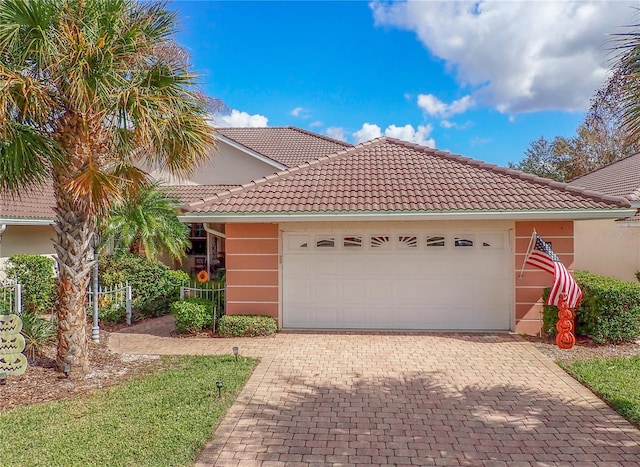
525,234,582,309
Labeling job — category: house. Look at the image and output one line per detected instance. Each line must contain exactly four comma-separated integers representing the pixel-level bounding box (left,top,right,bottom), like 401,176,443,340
0,127,351,275
179,137,633,334
569,153,640,282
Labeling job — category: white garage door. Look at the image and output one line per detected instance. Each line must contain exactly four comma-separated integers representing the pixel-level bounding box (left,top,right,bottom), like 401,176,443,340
282,231,512,330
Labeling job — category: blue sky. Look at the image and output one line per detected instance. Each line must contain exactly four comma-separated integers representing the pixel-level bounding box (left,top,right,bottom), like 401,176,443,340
169,1,636,167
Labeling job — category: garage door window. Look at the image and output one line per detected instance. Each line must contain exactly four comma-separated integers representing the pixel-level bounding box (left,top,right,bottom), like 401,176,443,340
426,235,446,247
398,235,418,249
343,236,363,248
288,235,309,249
454,235,475,247
480,233,504,249
316,236,335,248
370,235,391,249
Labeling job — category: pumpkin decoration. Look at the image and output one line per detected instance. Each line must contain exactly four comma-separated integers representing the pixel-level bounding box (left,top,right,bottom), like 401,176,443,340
0,313,27,375
555,294,576,350
0,354,27,375
0,313,22,334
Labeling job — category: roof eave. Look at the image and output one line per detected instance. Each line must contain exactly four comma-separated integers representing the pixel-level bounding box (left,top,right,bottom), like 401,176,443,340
0,217,54,226
179,208,636,224
215,134,287,170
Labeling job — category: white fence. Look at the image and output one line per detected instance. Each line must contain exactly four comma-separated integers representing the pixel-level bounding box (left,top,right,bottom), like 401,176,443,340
0,279,22,315
180,280,225,328
88,283,133,325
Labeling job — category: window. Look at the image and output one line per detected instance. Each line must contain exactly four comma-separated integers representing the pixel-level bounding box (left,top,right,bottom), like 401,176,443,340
426,235,446,247
480,233,504,249
288,235,308,249
316,236,335,248
454,236,474,247
398,235,418,249
370,235,391,249
343,236,362,248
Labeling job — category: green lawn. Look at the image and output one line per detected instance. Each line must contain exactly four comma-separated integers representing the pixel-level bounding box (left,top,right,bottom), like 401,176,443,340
561,355,640,427
0,355,257,467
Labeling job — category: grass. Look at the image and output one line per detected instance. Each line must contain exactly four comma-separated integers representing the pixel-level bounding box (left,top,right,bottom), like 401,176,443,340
0,355,257,467
561,355,640,427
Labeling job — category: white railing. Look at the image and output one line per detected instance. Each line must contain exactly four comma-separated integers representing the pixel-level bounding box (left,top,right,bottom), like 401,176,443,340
0,279,22,315
88,283,133,325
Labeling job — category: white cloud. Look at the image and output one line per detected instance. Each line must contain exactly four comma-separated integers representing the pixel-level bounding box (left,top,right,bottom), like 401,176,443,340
371,0,635,113
417,94,474,118
214,109,268,127
326,126,347,141
353,123,435,147
385,124,435,147
440,120,455,129
291,106,306,117
353,123,382,143
310,120,323,128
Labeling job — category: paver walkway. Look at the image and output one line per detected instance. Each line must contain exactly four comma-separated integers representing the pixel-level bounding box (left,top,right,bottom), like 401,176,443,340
108,317,640,466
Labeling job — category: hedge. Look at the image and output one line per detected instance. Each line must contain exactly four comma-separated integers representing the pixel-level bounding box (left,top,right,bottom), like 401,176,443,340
543,270,640,344
5,255,56,315
217,315,277,337
100,253,189,318
171,298,214,333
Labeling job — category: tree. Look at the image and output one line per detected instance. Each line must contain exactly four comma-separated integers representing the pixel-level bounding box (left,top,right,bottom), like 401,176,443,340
511,68,640,182
102,183,189,263
0,0,215,375
610,13,640,146
508,136,566,181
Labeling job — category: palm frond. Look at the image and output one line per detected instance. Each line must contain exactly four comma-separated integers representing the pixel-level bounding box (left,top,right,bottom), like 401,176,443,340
0,122,60,192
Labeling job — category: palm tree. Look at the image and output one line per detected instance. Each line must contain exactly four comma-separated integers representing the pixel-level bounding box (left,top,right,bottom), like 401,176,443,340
611,13,640,144
0,0,215,375
102,183,189,263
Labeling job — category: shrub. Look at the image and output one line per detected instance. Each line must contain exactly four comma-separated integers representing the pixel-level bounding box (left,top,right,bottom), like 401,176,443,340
20,312,55,360
5,255,56,315
100,253,188,318
97,302,127,325
217,315,277,337
171,298,213,333
544,271,640,344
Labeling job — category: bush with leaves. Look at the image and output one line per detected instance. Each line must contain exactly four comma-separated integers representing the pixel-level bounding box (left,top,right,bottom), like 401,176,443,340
217,315,277,337
99,253,188,318
20,312,56,361
171,298,213,333
5,255,56,315
543,271,640,344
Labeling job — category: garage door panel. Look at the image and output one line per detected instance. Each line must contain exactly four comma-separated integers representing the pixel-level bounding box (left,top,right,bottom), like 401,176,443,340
283,231,511,330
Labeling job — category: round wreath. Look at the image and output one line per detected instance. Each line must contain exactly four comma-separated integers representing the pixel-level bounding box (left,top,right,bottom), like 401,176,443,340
197,270,209,283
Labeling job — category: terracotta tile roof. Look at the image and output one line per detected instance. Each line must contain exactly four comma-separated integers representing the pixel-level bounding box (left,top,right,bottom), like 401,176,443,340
0,184,235,222
167,185,239,204
184,138,628,215
215,126,352,167
570,153,640,202
0,186,56,221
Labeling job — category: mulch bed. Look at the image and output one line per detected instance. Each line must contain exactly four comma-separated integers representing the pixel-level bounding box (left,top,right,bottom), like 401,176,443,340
0,332,159,412
521,334,640,362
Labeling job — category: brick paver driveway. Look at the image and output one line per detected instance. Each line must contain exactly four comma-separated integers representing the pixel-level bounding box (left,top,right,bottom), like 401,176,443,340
109,327,640,466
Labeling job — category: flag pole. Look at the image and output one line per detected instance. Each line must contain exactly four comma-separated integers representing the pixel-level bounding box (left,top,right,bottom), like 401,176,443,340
518,229,537,279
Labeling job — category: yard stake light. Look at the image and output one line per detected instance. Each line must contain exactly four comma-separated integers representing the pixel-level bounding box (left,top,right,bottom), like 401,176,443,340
232,346,239,362
0,372,6,385
216,380,223,398
63,363,71,378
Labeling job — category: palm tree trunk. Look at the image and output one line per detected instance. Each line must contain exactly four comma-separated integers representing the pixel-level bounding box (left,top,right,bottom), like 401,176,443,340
52,180,95,376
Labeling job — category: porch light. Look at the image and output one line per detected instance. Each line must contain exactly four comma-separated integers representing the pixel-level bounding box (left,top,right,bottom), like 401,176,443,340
0,372,6,385
216,380,223,398
232,346,239,362
63,363,71,378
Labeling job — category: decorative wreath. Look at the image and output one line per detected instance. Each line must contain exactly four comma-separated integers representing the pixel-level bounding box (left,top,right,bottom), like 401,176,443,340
197,270,209,283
